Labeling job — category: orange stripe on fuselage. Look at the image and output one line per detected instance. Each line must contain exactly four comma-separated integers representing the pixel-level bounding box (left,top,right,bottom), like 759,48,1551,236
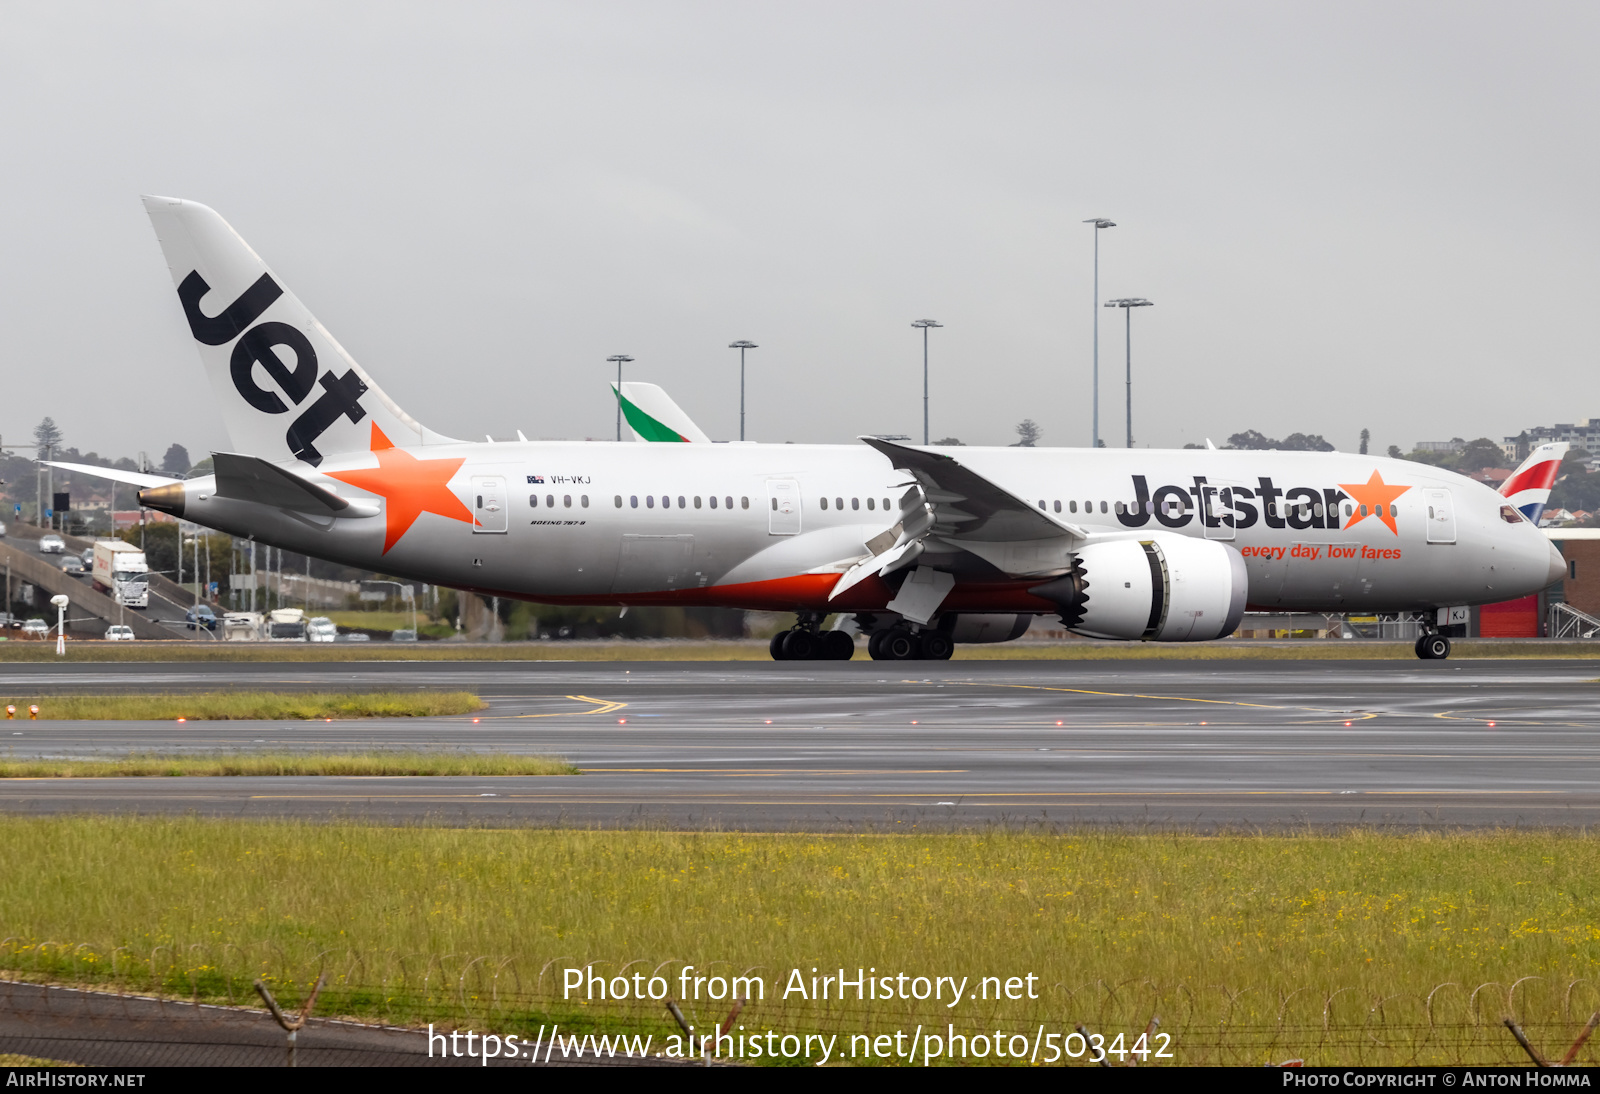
450,573,1060,614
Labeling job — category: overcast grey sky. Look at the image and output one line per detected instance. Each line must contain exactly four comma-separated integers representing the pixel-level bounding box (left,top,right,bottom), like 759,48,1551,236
1,1,1596,461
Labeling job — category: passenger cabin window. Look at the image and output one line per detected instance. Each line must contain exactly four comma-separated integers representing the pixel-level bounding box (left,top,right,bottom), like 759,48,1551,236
820,497,828,510
694,496,702,509
647,496,655,509
835,497,843,509
631,495,639,508
728,496,735,509
709,496,718,509
530,495,538,507
581,495,589,507
615,495,623,508
1053,500,1061,513
852,498,859,510
867,498,875,510
742,497,749,509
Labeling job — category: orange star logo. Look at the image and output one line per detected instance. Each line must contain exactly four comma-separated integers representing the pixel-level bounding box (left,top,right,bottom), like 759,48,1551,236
325,424,474,553
1337,470,1412,535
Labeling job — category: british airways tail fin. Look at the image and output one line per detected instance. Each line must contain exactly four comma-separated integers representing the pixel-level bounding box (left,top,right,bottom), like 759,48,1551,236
141,196,458,466
1499,441,1567,525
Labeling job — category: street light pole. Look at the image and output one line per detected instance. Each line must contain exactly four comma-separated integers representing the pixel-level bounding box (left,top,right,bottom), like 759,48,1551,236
1082,218,1116,448
728,341,757,441
1104,298,1153,448
911,320,942,445
607,355,634,441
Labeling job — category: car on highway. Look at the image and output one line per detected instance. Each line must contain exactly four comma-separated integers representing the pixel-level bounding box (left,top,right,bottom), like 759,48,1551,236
21,619,49,638
391,628,418,642
0,521,7,537
0,613,20,629
104,625,135,641
185,605,217,631
60,556,86,575
336,632,370,643
38,534,64,553
306,617,337,642
80,547,93,565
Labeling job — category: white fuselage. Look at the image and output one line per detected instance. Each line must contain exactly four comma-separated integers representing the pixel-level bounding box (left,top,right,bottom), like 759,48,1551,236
167,441,1563,619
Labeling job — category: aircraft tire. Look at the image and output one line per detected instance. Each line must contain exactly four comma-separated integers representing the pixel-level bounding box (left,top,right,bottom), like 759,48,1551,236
781,629,818,660
769,632,789,661
918,633,955,660
867,630,888,660
1415,634,1451,660
822,630,855,661
879,630,919,660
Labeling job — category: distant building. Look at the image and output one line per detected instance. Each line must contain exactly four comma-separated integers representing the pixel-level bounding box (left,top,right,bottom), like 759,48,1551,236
112,510,177,531
1505,420,1600,456
1414,440,1463,454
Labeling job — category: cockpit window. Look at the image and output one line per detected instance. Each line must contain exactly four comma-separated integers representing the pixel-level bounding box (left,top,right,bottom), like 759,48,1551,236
1500,504,1525,525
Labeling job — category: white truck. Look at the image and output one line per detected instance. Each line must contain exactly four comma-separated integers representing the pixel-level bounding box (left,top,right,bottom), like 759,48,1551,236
266,608,308,641
91,540,149,608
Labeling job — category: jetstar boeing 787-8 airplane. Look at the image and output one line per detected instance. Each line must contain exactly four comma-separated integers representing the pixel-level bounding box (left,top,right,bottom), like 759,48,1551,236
49,197,1566,661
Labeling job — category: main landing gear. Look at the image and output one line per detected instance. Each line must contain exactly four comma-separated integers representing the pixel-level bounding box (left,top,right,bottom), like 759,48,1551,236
867,626,953,661
1414,631,1451,660
770,613,855,661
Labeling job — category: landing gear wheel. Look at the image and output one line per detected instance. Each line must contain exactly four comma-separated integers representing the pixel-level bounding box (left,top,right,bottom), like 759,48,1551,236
918,632,954,660
822,630,855,661
878,629,919,660
1415,634,1451,660
867,630,888,660
769,631,789,661
781,629,817,660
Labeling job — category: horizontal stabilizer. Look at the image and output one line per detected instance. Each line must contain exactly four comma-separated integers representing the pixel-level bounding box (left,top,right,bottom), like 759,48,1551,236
39,460,177,490
212,452,375,517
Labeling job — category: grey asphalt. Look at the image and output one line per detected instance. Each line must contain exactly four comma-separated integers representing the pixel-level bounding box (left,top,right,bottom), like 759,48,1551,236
0,980,666,1066
1,658,1598,830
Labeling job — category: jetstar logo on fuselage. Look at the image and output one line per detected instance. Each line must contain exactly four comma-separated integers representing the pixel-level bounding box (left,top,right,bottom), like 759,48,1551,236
178,271,368,467
1115,473,1411,534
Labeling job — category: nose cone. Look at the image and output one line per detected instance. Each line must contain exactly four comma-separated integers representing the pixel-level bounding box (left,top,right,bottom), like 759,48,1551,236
1548,541,1567,587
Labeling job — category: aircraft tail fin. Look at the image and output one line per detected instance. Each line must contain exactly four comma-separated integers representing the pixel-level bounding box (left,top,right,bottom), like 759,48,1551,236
1499,441,1567,525
613,382,711,442
141,196,458,466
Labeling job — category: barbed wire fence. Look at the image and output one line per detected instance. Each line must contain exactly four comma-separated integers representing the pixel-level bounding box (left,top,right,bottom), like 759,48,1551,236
1,939,1598,1066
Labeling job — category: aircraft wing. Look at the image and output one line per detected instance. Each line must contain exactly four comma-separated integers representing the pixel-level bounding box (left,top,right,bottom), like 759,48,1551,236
830,439,1087,599
861,438,1087,545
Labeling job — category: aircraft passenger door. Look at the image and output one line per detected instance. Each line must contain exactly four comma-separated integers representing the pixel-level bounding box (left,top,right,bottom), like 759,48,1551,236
471,476,508,533
1423,488,1456,544
1203,483,1237,541
767,479,801,535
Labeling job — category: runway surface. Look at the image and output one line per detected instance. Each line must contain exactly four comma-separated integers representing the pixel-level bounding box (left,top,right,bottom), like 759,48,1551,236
1,658,1597,830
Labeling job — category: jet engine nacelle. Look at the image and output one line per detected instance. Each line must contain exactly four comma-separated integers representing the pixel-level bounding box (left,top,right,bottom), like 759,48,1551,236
1030,534,1247,642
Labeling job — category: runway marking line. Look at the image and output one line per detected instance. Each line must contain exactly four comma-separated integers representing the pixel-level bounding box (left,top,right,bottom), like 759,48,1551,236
512,695,627,718
958,681,1381,720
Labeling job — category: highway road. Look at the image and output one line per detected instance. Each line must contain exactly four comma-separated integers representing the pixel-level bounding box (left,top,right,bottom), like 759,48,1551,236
1,658,1598,829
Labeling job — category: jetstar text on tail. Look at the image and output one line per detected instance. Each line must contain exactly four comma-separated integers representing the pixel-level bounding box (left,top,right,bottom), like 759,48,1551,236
1115,474,1411,534
178,271,369,466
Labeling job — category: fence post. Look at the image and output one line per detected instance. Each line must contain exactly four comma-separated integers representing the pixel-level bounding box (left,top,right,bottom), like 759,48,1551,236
256,973,325,1067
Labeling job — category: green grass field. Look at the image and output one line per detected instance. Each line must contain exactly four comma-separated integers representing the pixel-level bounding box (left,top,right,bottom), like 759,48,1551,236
3,820,1598,1065
0,639,1597,662
0,691,484,719
0,751,574,777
